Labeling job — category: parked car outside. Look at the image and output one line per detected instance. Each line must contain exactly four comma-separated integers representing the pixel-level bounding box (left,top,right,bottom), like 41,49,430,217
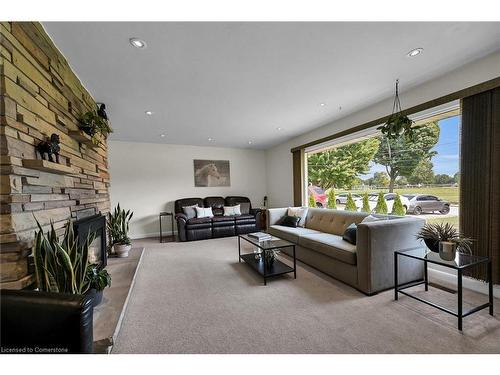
308,185,328,208
335,192,362,205
403,194,451,215
368,193,410,213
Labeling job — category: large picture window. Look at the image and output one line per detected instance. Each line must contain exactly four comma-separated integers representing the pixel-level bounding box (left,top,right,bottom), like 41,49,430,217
305,103,460,227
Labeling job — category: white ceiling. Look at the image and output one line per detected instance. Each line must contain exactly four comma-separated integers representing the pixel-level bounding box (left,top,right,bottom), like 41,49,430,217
42,22,500,149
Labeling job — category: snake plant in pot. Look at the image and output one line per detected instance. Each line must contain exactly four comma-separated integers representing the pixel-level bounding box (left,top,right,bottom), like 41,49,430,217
32,220,93,294
107,204,133,257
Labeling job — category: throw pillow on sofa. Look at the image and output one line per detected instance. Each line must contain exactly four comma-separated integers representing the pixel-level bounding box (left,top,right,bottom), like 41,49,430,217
195,207,214,218
281,215,301,228
182,204,198,220
239,202,251,214
287,207,308,228
342,223,357,245
223,204,241,216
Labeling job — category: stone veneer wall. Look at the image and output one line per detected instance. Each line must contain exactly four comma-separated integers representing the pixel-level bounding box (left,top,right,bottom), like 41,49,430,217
0,22,111,289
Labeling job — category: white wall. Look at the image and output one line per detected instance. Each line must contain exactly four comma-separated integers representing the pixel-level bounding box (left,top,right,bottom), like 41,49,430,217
109,141,267,238
265,51,500,207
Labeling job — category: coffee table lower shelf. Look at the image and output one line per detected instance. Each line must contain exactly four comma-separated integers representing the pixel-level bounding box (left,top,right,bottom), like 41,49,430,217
239,253,295,285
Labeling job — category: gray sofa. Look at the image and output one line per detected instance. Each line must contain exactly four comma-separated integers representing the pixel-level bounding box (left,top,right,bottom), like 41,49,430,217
267,208,425,295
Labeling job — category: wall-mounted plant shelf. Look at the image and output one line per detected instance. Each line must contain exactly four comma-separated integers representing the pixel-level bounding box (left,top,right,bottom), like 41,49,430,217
69,130,96,147
23,159,77,175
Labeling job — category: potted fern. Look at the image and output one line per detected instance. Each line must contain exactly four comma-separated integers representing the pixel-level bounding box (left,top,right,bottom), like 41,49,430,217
107,204,133,258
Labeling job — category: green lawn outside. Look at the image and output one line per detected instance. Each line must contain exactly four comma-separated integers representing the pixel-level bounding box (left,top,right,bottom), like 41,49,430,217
340,186,459,204
426,215,459,227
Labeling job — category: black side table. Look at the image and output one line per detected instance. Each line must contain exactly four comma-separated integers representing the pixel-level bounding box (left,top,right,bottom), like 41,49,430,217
394,247,493,331
159,212,175,243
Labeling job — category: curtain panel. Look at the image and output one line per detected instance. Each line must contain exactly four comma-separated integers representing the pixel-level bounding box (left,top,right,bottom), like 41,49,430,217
460,87,500,283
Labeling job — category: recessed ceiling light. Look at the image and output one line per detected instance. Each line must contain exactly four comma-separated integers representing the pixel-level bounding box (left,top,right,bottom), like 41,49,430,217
129,38,147,49
407,48,423,57
276,127,282,131
145,110,153,116
208,137,214,142
160,134,166,138
320,103,326,107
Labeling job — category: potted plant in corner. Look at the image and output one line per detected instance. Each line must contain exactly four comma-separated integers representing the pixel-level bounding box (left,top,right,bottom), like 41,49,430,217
107,204,133,258
86,265,111,307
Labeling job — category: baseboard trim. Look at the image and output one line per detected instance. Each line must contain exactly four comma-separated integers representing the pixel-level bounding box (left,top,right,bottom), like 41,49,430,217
428,267,500,298
130,231,174,240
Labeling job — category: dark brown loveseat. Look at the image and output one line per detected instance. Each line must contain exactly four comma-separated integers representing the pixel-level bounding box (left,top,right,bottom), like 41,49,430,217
175,196,263,241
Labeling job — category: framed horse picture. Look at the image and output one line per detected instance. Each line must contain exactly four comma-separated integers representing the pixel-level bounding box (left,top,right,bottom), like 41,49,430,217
193,159,231,187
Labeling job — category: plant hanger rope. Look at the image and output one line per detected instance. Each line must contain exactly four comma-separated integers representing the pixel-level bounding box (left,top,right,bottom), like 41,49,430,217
392,79,402,115
377,79,420,140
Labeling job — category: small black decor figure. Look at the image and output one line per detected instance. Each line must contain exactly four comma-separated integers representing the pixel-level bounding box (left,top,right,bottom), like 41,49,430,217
36,133,60,163
97,103,108,120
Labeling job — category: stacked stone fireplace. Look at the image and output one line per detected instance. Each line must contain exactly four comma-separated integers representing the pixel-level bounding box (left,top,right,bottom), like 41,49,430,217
0,22,111,289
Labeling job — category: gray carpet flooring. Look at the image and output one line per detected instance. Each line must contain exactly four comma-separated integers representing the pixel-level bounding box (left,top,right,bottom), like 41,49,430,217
112,237,500,354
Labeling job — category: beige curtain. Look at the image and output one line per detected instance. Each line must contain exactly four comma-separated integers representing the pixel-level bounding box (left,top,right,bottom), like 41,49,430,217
460,87,500,283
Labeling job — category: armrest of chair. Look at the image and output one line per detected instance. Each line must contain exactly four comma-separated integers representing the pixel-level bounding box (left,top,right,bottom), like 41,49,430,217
267,208,288,227
175,213,188,241
356,217,425,294
0,289,94,353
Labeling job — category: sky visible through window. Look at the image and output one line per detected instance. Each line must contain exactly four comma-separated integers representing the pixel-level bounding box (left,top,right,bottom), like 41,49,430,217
363,115,460,178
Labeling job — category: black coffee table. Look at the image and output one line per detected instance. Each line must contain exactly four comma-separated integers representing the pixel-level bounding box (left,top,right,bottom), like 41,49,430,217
394,247,493,331
238,234,296,285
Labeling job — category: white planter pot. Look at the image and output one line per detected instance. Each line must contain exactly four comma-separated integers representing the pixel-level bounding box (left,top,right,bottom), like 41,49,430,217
114,244,131,258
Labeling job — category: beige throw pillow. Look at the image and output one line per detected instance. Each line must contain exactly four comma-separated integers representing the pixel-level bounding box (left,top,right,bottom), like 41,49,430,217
195,207,214,218
223,205,241,216
287,207,308,228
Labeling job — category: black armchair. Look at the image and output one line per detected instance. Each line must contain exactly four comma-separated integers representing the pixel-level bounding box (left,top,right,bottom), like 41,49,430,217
0,289,94,354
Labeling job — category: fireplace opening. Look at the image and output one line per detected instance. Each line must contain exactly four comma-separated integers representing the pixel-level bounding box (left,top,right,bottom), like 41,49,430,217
73,214,107,269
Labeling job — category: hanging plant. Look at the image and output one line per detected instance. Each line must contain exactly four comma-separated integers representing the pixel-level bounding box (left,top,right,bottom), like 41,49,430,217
377,80,419,140
78,108,113,145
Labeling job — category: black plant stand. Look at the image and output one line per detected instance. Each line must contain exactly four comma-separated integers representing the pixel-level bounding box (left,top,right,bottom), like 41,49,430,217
159,212,175,243
394,247,493,331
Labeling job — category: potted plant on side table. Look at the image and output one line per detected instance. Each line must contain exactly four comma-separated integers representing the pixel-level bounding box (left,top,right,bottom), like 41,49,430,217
107,204,134,258
416,222,473,260
86,265,111,307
